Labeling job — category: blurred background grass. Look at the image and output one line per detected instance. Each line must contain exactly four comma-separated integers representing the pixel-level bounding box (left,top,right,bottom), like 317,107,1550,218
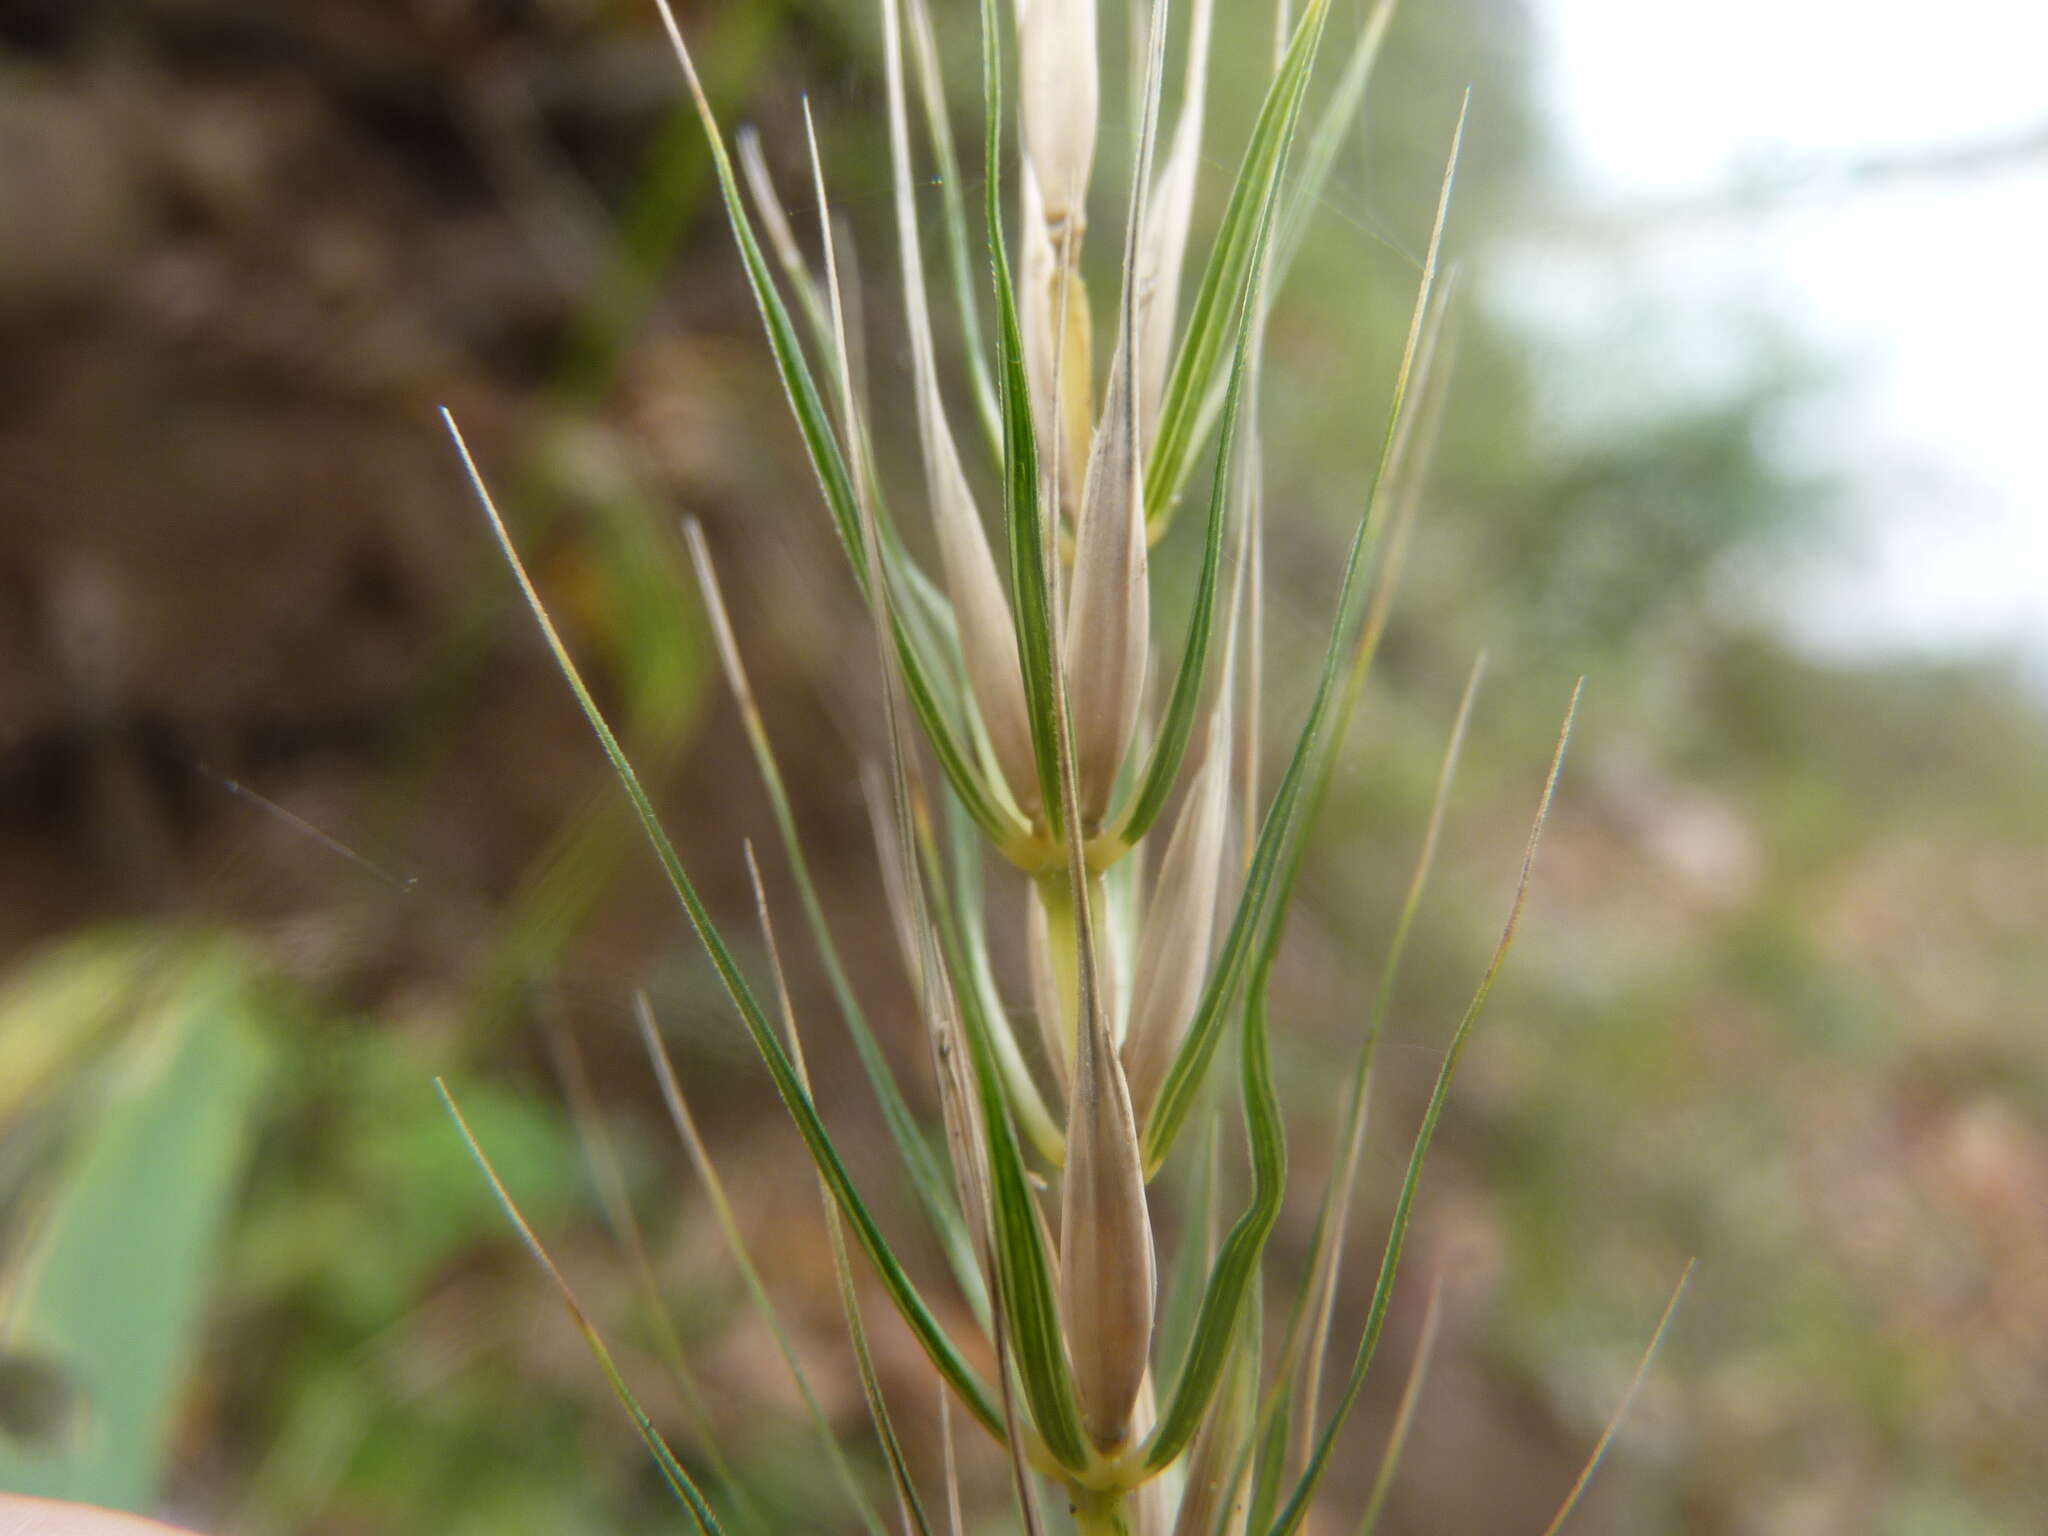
2,2,2044,1533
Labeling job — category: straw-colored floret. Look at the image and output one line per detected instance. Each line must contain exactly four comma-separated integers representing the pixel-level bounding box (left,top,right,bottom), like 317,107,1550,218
1058,969,1155,1451
1064,331,1149,829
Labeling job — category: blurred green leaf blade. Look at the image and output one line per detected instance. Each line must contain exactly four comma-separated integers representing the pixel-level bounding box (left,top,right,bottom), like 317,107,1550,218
0,935,273,1513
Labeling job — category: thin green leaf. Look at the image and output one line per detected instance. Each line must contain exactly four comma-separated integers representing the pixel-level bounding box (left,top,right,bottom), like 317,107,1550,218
1155,1109,1221,1380
1143,524,1292,1468
539,1003,765,1534
445,412,1002,1440
988,1266,1054,1536
1237,311,1462,1445
1134,558,1316,1175
1266,679,1584,1536
1244,1345,1293,1536
1181,3,1402,582
1237,455,1265,869
900,625,1030,848
980,0,1065,847
810,1218,934,1536
648,0,1026,857
1196,1264,1270,1536
1140,972,1285,1471
735,125,833,359
1141,98,1466,1175
647,0,859,581
683,521,981,1307
1290,653,1482,1470
1274,0,1398,285
1249,683,1471,1531
953,941,1093,1472
736,146,913,577
1248,278,1463,1515
939,889,1092,1478
744,854,933,1536
1352,1274,1445,1536
1135,0,1214,457
437,1081,726,1536
1167,1289,1258,1536
1111,126,1274,849
914,797,1064,1164
635,996,891,1536
1539,1261,1695,1536
905,0,1002,455
1145,0,1334,533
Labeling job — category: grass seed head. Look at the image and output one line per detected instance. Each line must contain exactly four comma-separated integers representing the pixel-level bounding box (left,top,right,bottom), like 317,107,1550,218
607,2,1535,1530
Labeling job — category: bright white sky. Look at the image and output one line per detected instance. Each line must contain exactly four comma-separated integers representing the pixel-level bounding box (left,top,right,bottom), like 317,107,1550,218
1518,0,2048,668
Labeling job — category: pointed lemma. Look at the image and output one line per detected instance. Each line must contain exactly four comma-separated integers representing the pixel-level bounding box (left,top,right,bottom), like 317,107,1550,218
1058,968,1156,1452
1016,0,1100,520
1063,332,1148,830
883,0,1039,816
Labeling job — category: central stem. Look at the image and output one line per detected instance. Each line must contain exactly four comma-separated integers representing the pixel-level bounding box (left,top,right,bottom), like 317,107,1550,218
1071,1486,1134,1536
1036,868,1109,1081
